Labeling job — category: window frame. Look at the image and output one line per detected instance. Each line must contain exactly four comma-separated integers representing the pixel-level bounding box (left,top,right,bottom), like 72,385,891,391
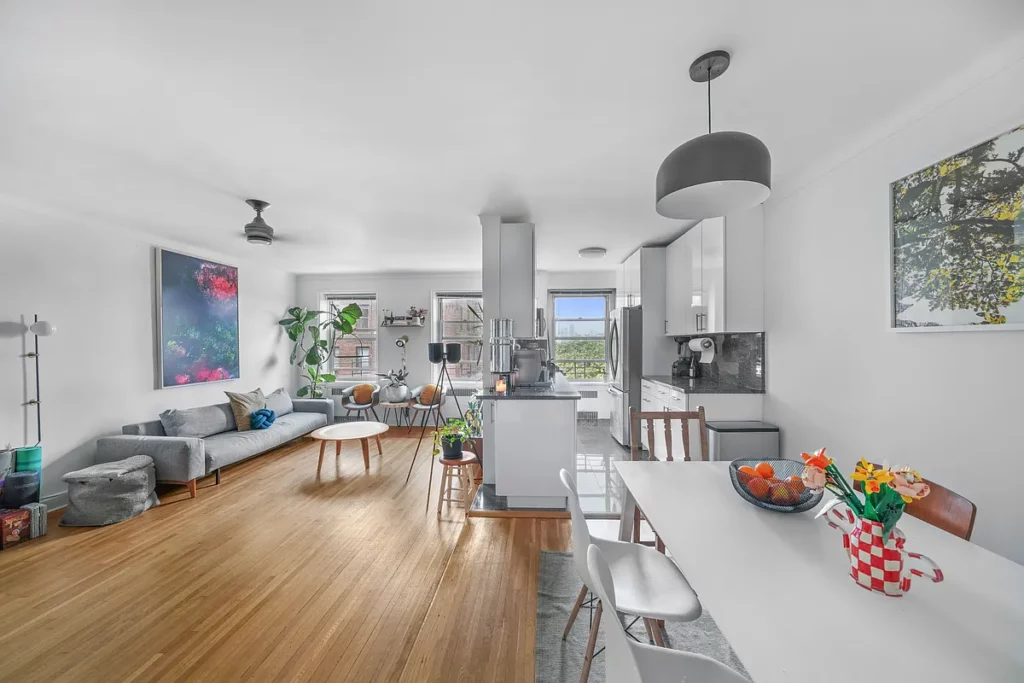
434,291,484,384
320,292,379,380
547,289,613,383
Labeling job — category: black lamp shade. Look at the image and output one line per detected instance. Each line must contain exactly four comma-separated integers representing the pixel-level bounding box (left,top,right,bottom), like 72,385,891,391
445,343,462,363
427,342,445,364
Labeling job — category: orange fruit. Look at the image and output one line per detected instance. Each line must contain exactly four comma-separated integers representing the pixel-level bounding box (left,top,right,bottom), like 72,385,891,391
754,462,775,479
770,482,799,506
747,477,770,500
765,477,781,485
737,465,758,485
738,465,758,477
786,476,806,495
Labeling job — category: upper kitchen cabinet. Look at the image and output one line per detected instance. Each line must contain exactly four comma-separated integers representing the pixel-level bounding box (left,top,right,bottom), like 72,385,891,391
619,247,676,374
620,249,643,307
664,207,763,335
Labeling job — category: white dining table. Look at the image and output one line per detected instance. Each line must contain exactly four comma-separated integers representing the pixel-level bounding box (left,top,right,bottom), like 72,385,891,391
615,460,1024,682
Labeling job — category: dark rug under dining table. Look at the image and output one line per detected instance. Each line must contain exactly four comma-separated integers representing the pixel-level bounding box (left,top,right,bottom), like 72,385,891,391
535,550,749,682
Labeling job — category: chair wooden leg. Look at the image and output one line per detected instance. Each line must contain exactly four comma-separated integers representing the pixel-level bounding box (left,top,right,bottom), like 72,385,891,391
656,535,665,554
317,440,326,476
580,599,603,683
563,585,588,640
642,617,655,644
445,466,454,511
360,438,370,470
648,618,665,647
436,465,448,517
463,466,475,515
187,479,197,498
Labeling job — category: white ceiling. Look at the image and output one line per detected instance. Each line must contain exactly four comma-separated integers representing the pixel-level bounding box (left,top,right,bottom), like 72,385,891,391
2,0,1022,273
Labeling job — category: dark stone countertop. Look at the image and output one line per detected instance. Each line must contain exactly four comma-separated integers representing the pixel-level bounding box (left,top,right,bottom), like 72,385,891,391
643,375,765,395
476,373,581,401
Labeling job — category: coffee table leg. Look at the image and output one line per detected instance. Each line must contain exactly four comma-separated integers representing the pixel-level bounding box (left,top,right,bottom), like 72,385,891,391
375,434,383,454
361,438,370,470
317,440,326,476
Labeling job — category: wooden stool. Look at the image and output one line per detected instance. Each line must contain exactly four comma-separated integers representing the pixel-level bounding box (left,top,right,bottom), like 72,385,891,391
429,453,479,518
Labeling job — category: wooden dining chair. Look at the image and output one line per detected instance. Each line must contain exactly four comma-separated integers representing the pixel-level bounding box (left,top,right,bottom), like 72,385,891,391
853,464,977,541
629,406,708,552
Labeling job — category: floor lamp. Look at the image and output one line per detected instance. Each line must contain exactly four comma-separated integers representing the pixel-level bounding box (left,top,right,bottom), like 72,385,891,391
405,342,464,485
24,314,56,446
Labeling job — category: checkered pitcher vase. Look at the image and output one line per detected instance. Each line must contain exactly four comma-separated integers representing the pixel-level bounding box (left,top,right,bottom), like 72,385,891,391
818,500,943,597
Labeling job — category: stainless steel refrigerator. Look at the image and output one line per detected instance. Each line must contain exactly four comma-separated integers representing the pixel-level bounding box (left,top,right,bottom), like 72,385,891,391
608,306,642,446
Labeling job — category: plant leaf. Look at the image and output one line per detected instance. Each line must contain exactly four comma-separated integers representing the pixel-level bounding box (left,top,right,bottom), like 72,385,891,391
320,373,336,383
297,385,310,397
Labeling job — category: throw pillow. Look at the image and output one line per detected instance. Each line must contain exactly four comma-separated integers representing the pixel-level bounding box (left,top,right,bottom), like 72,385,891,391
159,403,236,438
265,388,294,417
419,384,440,405
225,388,265,432
250,408,276,430
351,383,375,405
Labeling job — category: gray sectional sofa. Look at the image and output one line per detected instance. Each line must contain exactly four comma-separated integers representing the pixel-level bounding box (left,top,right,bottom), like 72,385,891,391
95,389,333,498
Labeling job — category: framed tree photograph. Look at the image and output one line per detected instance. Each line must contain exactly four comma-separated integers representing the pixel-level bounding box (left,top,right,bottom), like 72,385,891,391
891,124,1024,331
156,248,240,387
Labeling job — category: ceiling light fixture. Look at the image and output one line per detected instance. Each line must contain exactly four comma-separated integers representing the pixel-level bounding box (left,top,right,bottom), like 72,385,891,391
655,50,771,220
578,247,607,260
244,199,274,245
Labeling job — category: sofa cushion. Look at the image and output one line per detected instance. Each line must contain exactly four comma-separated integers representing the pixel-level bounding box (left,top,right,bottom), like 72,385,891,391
160,403,236,438
204,427,288,471
225,388,266,432
203,411,327,471
274,411,327,439
265,388,294,417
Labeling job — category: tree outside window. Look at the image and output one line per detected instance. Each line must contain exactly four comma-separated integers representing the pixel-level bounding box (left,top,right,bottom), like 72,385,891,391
550,293,610,381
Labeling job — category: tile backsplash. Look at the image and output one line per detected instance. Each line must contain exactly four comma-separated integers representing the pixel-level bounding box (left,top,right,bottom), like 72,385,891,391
671,332,764,391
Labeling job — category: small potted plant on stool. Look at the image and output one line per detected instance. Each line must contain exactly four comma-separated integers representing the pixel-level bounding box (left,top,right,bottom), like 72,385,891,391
434,419,471,460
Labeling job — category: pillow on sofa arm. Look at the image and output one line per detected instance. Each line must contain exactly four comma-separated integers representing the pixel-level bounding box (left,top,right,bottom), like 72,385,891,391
265,388,294,417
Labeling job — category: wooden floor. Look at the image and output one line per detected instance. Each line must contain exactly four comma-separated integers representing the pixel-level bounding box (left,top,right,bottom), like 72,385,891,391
0,432,570,683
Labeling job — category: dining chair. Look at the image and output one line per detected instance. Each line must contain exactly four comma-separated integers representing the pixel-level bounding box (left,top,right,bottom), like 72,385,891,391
853,464,977,541
339,383,381,422
559,470,702,683
629,406,708,552
404,384,447,484
586,544,750,683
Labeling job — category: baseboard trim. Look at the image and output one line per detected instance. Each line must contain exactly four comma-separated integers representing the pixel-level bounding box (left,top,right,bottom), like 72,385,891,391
42,490,68,511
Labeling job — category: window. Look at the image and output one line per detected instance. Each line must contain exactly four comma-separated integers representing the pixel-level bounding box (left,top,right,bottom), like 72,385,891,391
435,292,484,382
320,293,377,379
549,290,611,381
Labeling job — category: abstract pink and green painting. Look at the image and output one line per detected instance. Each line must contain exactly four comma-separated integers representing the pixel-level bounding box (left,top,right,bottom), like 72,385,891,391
157,249,240,387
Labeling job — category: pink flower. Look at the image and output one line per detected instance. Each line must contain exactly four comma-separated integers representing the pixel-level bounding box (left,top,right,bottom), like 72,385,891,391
891,470,930,502
802,465,827,491
175,374,191,385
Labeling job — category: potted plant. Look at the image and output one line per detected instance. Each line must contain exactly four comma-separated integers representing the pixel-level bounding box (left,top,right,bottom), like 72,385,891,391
377,368,410,403
278,303,363,398
433,419,471,460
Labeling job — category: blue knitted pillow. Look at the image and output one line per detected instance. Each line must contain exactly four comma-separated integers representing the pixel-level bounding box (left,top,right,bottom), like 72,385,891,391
250,408,276,430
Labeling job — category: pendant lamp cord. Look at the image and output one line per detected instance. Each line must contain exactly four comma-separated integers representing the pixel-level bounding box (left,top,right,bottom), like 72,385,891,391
707,67,712,134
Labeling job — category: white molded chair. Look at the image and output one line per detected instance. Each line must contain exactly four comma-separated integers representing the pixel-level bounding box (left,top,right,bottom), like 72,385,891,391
586,544,749,683
560,469,702,683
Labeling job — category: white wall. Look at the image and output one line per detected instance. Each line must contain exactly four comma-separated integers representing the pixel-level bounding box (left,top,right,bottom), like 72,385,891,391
763,57,1024,564
0,209,296,504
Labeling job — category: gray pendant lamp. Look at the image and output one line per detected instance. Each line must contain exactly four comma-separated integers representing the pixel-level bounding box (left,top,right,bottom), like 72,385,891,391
656,50,771,219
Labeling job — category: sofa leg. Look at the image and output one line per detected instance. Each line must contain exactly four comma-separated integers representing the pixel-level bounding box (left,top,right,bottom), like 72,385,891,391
215,469,221,485
187,480,198,498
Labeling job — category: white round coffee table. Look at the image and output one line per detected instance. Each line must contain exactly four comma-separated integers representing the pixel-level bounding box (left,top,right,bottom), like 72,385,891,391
311,421,389,474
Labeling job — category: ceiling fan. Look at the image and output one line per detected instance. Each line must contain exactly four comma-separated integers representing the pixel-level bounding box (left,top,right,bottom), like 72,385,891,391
244,198,302,246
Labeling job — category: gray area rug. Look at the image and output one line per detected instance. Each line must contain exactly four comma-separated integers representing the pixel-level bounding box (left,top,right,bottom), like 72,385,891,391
535,551,748,682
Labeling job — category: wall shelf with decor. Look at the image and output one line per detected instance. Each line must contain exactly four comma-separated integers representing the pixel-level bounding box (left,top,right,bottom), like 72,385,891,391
380,318,424,328
381,308,427,328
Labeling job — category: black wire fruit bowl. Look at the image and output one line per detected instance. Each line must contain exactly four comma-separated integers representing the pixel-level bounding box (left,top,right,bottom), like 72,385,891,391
729,459,823,513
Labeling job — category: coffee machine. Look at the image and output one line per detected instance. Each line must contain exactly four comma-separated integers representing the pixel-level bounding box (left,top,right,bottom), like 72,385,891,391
512,338,552,388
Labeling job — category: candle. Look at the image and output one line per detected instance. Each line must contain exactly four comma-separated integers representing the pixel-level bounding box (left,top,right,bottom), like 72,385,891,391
495,377,507,394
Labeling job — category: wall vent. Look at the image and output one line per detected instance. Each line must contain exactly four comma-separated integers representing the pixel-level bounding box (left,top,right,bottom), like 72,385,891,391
331,388,345,396
578,410,599,420
578,390,599,399
446,387,478,397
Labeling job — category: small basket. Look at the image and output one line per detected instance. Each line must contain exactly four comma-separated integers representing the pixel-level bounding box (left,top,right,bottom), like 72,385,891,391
728,459,823,513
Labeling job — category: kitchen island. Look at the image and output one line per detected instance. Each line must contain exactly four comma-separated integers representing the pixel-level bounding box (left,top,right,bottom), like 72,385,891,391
476,372,580,509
